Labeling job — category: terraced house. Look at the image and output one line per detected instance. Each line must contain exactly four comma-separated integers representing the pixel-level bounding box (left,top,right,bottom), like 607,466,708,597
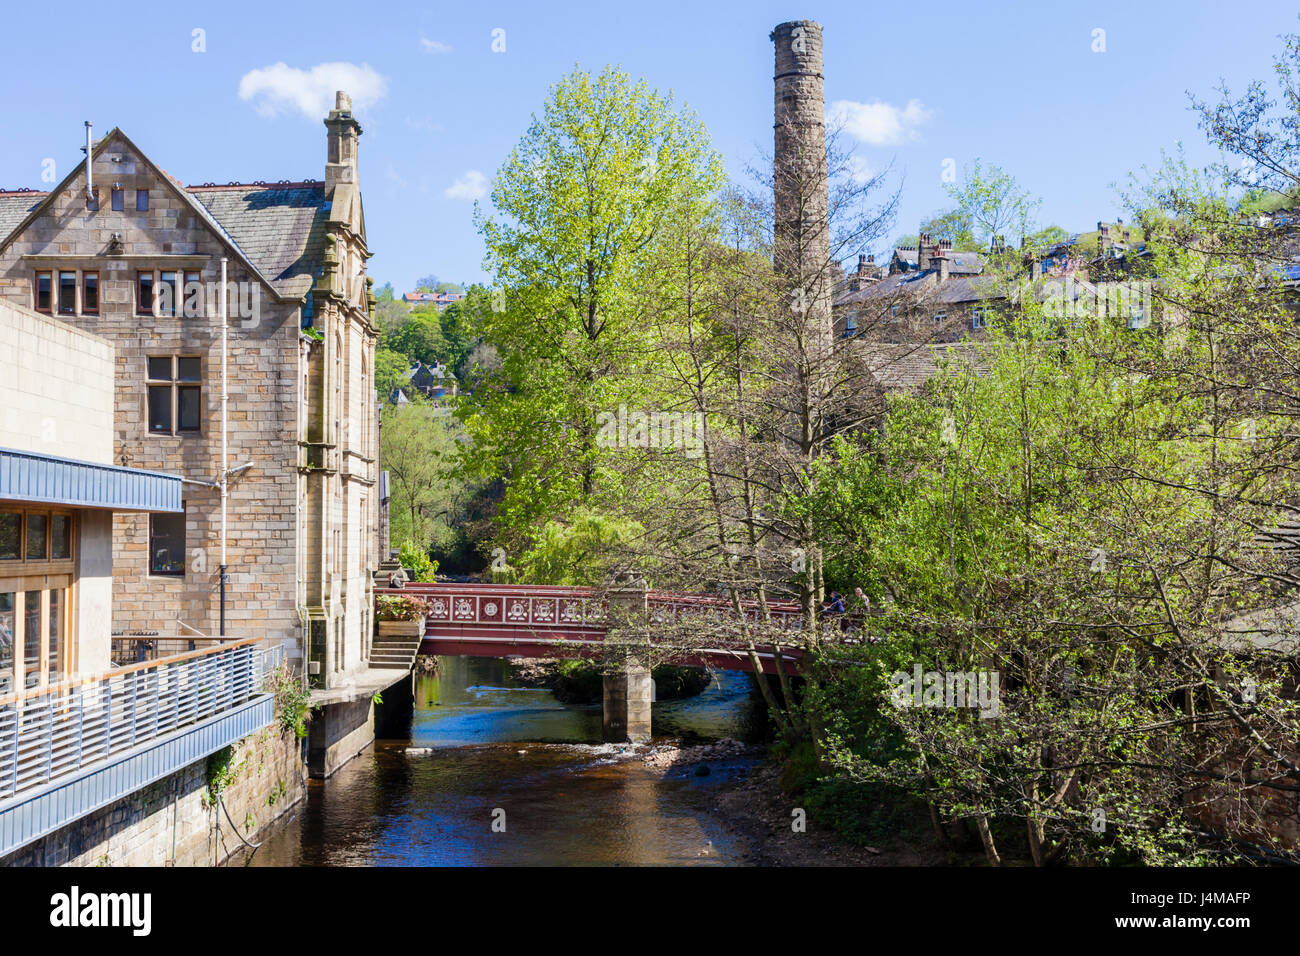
0,91,380,696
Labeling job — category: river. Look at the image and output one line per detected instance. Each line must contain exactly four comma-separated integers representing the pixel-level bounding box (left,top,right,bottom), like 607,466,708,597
242,656,767,866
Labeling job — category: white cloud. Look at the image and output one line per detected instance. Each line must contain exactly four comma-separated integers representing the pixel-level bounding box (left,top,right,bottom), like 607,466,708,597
844,156,873,184
238,62,388,121
827,98,932,146
444,170,487,201
420,36,452,54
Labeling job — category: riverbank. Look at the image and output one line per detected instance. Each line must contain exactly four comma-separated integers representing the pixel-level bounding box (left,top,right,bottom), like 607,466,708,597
633,738,956,865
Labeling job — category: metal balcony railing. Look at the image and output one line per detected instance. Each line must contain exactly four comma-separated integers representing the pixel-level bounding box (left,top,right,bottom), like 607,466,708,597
0,637,282,802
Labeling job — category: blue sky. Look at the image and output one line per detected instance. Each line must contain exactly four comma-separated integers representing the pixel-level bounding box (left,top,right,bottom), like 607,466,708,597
2,1,1295,291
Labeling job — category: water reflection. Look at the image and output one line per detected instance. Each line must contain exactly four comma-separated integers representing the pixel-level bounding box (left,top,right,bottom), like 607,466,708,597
245,657,761,866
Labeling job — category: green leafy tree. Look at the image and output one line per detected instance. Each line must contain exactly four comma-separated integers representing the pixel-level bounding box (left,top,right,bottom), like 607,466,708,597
388,308,448,367
374,347,410,403
463,64,725,546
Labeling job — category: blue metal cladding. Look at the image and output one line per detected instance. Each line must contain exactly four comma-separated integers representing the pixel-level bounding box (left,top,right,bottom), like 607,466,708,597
0,695,273,859
0,447,181,512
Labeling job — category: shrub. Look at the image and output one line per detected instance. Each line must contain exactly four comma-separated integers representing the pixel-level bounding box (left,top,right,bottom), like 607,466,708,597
375,594,432,622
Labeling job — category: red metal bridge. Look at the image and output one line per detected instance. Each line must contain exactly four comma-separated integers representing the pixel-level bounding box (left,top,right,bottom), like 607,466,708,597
377,583,810,674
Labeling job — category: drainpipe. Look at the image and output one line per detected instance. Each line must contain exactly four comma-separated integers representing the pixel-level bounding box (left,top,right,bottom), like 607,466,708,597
220,258,228,637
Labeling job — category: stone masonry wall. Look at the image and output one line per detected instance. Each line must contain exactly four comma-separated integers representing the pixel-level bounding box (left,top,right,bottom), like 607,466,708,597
0,136,302,655
0,725,305,867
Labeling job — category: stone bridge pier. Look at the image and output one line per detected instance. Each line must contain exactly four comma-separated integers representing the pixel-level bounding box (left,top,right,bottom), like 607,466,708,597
603,575,653,742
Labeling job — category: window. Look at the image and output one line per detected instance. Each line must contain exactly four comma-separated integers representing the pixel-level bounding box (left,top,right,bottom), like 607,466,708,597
159,270,180,316
0,512,18,560
86,186,99,212
845,311,858,335
972,307,988,330
23,592,39,688
111,187,124,211
24,514,46,560
34,271,51,313
889,305,900,322
48,589,63,684
136,188,149,211
50,515,71,559
0,592,12,696
0,509,72,565
58,271,77,315
932,311,947,326
183,270,202,318
82,272,98,314
147,356,202,434
137,271,153,315
150,511,185,576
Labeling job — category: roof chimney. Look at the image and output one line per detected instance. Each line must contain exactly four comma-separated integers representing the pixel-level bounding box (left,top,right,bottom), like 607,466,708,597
324,90,362,194
918,230,931,271
933,243,949,282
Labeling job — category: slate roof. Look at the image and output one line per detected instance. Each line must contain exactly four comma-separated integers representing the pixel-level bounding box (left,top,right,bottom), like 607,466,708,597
0,192,47,237
858,342,990,391
187,183,329,300
836,270,1006,307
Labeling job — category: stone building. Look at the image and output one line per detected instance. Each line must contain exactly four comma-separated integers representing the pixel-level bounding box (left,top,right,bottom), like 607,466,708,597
0,91,380,693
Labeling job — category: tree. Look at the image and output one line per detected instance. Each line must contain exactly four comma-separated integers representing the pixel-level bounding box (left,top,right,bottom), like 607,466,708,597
944,159,1041,248
382,404,471,553
374,281,396,302
464,64,725,545
414,274,440,292
387,308,447,367
374,347,410,403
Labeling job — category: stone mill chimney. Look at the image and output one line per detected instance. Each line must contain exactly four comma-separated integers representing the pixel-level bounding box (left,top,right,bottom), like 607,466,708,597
771,20,832,347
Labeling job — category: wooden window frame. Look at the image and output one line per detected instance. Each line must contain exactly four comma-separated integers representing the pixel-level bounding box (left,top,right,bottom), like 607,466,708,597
33,270,52,314
0,506,76,576
57,270,77,316
137,270,154,316
158,270,180,317
82,271,99,315
183,270,202,318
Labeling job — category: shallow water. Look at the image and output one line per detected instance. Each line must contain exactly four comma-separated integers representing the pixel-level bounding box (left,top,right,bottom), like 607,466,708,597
244,657,763,866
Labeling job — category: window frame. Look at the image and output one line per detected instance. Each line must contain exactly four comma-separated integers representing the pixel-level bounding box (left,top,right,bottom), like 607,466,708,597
146,355,203,436
33,270,52,314
82,271,99,315
148,509,186,577
57,270,77,316
137,270,154,316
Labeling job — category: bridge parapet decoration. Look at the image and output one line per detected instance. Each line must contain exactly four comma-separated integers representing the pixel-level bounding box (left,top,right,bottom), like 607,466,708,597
377,583,810,674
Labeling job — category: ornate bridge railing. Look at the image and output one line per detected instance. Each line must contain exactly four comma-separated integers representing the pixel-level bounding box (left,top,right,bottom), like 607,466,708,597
378,583,814,673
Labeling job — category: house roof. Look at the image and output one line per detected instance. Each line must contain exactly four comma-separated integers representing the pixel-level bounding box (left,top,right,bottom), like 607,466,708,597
858,342,989,391
0,130,334,303
836,270,1006,307
0,191,46,237
188,183,329,300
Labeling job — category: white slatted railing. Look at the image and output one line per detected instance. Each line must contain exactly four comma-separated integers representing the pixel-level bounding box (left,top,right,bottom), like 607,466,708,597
0,638,281,801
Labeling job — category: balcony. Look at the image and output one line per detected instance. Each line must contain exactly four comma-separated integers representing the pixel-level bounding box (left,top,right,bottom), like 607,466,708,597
0,637,281,858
